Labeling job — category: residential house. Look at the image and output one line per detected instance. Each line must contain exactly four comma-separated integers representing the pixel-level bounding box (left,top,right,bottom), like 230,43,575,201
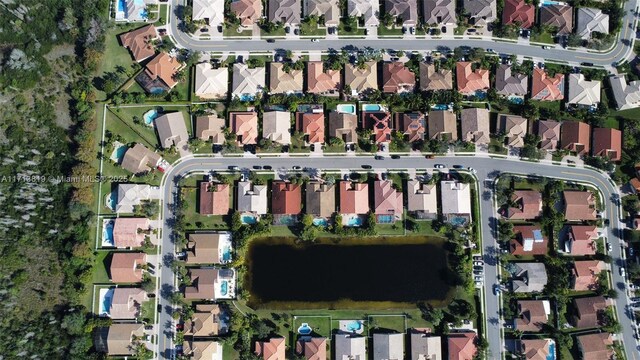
362,111,392,144
419,63,453,91
511,262,548,293
537,120,561,150
185,232,232,264
229,111,259,146
271,181,302,215
373,180,403,222
195,63,228,99
423,0,456,26
440,180,471,224
382,62,416,93
297,337,327,360
576,333,614,360
195,115,226,144
428,110,457,141
193,0,225,27
230,0,262,26
114,183,160,213
456,62,490,95
113,218,150,248
269,62,303,94
136,52,183,93
540,5,573,35
460,108,490,145
109,252,146,283
199,181,230,215
119,25,158,62
592,127,622,161
268,0,301,25
506,190,543,220
328,111,358,144
385,0,418,26
109,288,147,319
306,182,336,219
262,111,292,145
183,340,223,360
567,74,601,108
576,8,608,39
610,74,640,110
463,0,496,25
184,304,228,336
121,143,162,175
305,0,340,26
231,63,265,99
561,121,591,155
297,111,325,145
345,62,378,97
339,181,370,215
185,268,236,300
510,225,548,255
307,61,340,95
572,296,608,328
348,0,380,27
410,331,442,360
515,300,550,332
407,180,438,219
565,225,598,255
502,0,535,29
94,323,145,356
237,181,268,214
155,112,189,150
516,339,555,360
531,68,564,101
572,260,605,291
447,332,477,360
495,64,528,97
373,333,404,360
563,191,597,221
498,114,528,148
254,337,286,360
334,334,366,360
395,112,426,143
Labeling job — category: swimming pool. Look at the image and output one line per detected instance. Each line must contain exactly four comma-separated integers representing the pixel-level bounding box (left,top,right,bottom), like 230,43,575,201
150,87,165,94
222,247,232,262
547,341,556,360
102,220,115,246
276,215,298,226
508,96,524,104
362,104,382,112
346,217,363,226
239,94,254,101
449,216,468,227
99,288,114,316
313,218,328,227
241,214,257,224
336,104,356,114
297,323,312,335
220,280,228,296
431,104,449,110
106,192,117,211
143,109,159,125
474,90,487,100
540,0,566,6
377,214,395,224
345,320,362,332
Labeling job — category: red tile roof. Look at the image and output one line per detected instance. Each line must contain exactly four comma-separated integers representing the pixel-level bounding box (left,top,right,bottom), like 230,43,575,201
271,181,302,215
503,0,536,28
510,225,548,255
573,260,605,291
119,25,158,62
199,182,230,215
563,191,597,221
592,127,622,162
515,300,548,332
144,52,182,89
307,61,341,94
448,332,477,360
339,181,369,214
561,121,591,155
255,337,286,360
506,190,542,220
456,62,490,94
110,252,146,283
113,218,150,248
567,225,598,255
300,112,326,144
362,112,392,144
382,62,416,93
531,68,564,101
373,180,403,216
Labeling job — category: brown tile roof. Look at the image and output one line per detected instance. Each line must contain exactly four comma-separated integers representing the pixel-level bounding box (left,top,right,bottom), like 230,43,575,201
307,61,341,95
382,62,416,93
395,112,425,143
537,120,561,150
561,121,591,155
344,61,378,95
563,191,597,221
144,52,183,90
428,110,458,141
362,111,392,144
573,260,605,291
255,337,286,360
184,268,217,299
531,68,564,101
503,0,535,28
110,252,146,283
186,233,224,264
184,304,224,337
518,339,552,360
269,62,304,94
456,62,490,94
99,323,144,356
460,108,490,144
506,190,543,220
299,112,326,144
119,25,158,62
515,300,548,332
577,333,613,360
230,111,259,145
510,225,548,255
305,182,336,218
540,5,574,35
339,181,369,214
271,181,302,215
592,127,622,161
297,337,327,360
199,182,230,215
420,63,453,91
373,180,403,216
195,115,226,143
231,0,263,26
447,332,477,360
183,340,222,360
566,225,598,255
329,111,358,143
110,288,147,319
113,218,150,248
573,296,607,328
499,114,528,147
121,143,162,175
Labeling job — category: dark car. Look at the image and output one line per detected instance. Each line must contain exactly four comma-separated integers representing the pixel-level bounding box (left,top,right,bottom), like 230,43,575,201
253,165,262,170
266,39,275,43
453,165,464,169
228,165,239,171
390,155,400,159
157,304,162,313
263,165,272,170
581,62,594,67
374,155,384,160
361,165,372,169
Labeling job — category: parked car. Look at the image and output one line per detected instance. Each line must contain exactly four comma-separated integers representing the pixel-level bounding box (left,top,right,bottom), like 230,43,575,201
493,284,501,295
467,28,477,33
474,276,483,282
473,261,484,266
473,270,484,275
468,167,477,174
391,155,400,159
311,38,319,42
266,39,275,43
263,165,272,170
607,242,613,252
176,324,184,331
434,164,446,169
157,304,162,313
410,27,415,34
621,267,626,276
453,165,464,169
473,266,483,271
425,154,435,159
473,255,483,261
145,325,153,330
374,155,384,160
228,165,239,171
253,165,262,170
361,165,372,169
292,166,302,170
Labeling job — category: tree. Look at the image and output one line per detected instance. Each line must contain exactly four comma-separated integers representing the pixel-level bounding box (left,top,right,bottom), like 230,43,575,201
136,200,159,218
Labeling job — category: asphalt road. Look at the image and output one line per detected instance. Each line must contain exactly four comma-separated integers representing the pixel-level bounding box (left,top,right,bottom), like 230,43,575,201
167,0,639,67
155,154,637,360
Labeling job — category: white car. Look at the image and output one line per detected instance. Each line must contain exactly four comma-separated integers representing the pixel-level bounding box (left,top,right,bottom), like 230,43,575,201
311,38,319,42
434,164,446,169
468,167,477,174
621,267,626,276
474,276,483,282
473,261,484,266
607,242,612,252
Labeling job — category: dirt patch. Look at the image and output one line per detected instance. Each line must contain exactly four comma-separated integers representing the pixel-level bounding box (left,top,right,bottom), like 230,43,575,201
43,44,76,62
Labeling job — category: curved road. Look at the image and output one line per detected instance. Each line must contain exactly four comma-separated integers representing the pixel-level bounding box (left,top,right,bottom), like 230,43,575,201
166,0,639,67
155,154,636,360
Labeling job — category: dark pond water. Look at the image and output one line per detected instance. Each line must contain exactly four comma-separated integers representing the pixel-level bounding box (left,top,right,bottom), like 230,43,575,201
245,237,452,305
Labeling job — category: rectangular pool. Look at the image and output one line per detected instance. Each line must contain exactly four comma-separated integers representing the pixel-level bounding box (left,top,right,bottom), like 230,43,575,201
377,214,395,224
336,104,356,114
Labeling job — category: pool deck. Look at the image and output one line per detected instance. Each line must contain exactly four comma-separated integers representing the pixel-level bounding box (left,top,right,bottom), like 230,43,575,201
338,320,365,334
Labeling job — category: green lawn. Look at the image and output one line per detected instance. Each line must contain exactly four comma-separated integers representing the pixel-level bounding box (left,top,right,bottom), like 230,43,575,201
292,315,332,338
337,21,366,36
368,315,406,333
530,30,555,44
97,23,143,99
300,19,326,36
223,24,252,37
489,138,508,155
92,251,112,284
156,4,168,26
181,185,232,231
377,26,403,36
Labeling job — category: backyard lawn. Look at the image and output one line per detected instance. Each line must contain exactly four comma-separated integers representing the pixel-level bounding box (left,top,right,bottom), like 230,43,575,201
92,251,112,284
181,186,232,231
292,315,332,338
368,314,406,333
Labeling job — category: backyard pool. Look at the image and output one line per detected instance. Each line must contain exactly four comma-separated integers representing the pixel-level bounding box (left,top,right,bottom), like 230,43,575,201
220,280,228,296
508,96,524,105
297,323,312,335
345,320,362,332
241,214,258,224
540,0,566,6
474,91,487,100
431,104,449,110
143,109,159,125
377,215,395,224
362,104,382,112
222,247,232,262
239,94,254,101
276,215,298,226
106,192,117,211
313,218,328,227
449,216,468,227
109,142,128,163
336,104,356,114
346,217,363,227
102,220,115,247
99,288,114,316
547,341,556,360
117,0,148,20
